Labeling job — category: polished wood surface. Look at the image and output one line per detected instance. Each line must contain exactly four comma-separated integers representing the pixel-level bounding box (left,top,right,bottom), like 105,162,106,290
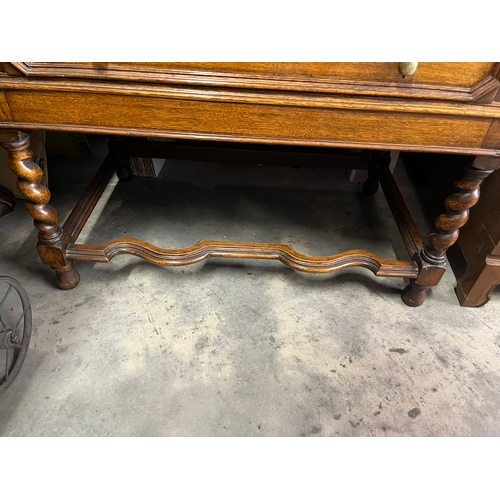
4,62,499,102
1,62,500,156
1,62,500,306
3,91,493,154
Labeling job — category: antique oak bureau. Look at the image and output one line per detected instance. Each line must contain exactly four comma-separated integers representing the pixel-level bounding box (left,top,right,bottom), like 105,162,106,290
1,62,500,307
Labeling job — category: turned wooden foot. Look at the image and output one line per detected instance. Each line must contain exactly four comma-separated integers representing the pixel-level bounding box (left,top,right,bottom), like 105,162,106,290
55,265,81,290
401,281,429,307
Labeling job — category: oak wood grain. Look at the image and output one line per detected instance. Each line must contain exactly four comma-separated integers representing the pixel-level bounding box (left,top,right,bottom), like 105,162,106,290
3,77,500,119
4,91,493,153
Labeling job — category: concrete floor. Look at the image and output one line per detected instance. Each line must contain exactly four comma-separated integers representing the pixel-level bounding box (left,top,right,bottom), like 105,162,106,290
0,136,499,436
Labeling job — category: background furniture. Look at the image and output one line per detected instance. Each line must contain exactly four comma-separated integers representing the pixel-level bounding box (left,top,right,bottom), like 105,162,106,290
457,168,500,306
401,152,500,307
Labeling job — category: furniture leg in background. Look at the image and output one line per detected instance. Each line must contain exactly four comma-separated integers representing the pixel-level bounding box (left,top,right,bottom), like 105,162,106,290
402,156,500,306
2,129,499,307
455,167,500,306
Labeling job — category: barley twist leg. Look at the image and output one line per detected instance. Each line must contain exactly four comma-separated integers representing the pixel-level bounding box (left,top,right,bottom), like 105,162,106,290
0,130,80,289
402,157,499,307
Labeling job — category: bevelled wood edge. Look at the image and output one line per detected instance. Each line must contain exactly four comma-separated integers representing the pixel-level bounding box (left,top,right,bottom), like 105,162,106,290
0,91,13,121
491,62,500,80
7,62,499,103
482,119,500,149
0,63,23,76
7,63,30,75
3,77,500,120
66,238,419,278
1,122,499,157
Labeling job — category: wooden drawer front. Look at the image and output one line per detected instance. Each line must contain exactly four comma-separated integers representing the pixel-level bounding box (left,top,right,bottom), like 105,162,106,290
122,62,494,88
6,90,491,154
7,62,499,102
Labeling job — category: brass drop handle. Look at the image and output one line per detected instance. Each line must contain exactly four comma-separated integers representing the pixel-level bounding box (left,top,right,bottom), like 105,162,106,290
398,62,418,78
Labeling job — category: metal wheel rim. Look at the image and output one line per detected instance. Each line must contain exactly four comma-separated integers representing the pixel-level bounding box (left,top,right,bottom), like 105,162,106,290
0,276,32,394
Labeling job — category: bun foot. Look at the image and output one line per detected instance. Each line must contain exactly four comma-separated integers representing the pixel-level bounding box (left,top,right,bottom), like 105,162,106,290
401,282,429,307
55,265,80,290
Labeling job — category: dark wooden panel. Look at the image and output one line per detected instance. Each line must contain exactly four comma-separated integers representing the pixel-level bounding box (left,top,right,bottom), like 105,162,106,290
14,62,495,87
457,169,500,305
460,168,500,254
120,139,373,169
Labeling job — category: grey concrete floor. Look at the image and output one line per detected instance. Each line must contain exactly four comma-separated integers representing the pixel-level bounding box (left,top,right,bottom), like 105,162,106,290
0,136,499,436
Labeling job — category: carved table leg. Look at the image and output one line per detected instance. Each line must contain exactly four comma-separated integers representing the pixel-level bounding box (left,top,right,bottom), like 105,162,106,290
0,130,80,289
402,156,500,307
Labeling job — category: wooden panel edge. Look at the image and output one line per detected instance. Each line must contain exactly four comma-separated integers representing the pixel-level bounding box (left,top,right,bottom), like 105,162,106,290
0,91,13,121
8,62,498,103
490,62,500,80
3,80,500,119
482,119,500,149
471,76,500,103
1,121,499,157
0,63,26,76
8,63,31,76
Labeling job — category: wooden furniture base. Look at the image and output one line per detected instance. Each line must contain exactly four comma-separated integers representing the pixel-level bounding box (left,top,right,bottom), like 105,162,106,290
2,132,497,306
2,62,500,306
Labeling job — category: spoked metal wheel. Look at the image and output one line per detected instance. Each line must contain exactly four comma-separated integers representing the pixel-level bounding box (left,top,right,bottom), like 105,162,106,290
0,276,32,394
